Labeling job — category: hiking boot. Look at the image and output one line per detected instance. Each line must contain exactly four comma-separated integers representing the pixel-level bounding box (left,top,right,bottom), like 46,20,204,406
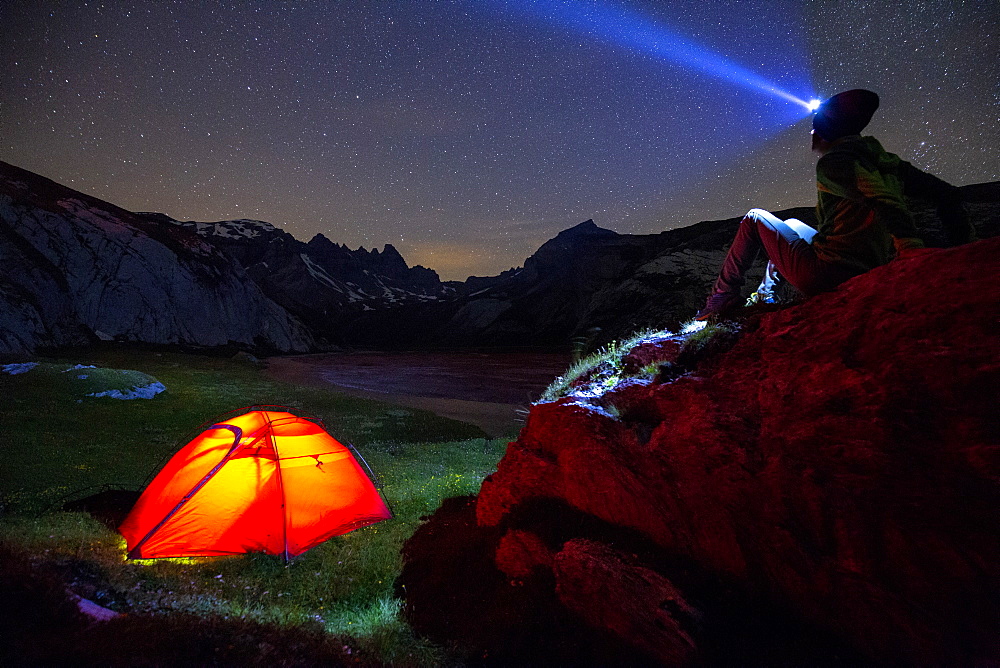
746,287,777,307
747,263,782,306
694,292,740,321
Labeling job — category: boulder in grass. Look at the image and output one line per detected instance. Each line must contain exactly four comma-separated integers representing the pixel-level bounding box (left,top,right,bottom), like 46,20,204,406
1,362,39,375
1,362,165,400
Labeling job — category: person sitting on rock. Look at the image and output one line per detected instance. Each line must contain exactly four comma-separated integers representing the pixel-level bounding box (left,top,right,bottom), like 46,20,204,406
695,88,975,321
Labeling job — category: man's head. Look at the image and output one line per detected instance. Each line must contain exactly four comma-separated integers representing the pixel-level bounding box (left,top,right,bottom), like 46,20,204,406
812,89,880,142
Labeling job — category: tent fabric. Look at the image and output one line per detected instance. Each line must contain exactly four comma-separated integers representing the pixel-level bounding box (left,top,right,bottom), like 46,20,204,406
119,410,391,559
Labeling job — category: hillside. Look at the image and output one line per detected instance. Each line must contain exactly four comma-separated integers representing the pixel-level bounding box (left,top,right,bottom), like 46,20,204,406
0,162,313,354
343,182,1000,349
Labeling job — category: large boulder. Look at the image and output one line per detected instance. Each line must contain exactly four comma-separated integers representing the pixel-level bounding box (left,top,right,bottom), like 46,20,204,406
399,238,1000,665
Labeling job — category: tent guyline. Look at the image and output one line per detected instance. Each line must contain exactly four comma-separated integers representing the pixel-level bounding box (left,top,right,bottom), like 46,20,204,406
346,440,395,517
119,409,392,560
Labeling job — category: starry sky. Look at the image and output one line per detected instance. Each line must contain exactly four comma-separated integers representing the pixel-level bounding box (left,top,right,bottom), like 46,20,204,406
2,1,998,280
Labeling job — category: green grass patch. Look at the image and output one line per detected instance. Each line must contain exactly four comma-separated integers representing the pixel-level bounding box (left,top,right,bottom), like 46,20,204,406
679,320,742,356
539,321,744,405
540,329,660,402
0,349,507,665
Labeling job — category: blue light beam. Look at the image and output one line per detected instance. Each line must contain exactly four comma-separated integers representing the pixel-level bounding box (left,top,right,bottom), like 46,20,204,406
498,0,816,114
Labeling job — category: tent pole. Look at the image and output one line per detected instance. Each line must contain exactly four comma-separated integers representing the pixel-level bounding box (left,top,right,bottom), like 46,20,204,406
127,424,244,559
347,441,395,519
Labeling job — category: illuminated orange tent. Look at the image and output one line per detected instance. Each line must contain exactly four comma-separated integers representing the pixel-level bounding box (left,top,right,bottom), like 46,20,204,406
119,409,391,560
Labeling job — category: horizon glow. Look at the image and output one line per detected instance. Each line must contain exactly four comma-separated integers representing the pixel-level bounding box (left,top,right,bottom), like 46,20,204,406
497,0,817,115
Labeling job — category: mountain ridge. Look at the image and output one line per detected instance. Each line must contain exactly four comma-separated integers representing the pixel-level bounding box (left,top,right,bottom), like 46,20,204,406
2,160,997,355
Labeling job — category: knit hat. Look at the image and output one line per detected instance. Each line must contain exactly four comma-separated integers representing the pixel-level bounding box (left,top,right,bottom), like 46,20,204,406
812,89,880,141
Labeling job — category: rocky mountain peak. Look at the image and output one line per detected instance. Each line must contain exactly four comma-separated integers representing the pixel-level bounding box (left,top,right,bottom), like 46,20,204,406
525,220,623,275
555,219,619,239
378,243,404,260
306,232,335,248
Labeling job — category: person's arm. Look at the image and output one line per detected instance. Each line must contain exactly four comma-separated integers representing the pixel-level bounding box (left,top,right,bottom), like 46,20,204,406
898,161,976,246
817,152,924,250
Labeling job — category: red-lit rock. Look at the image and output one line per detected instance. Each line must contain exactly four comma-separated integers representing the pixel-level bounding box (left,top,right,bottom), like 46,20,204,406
619,336,685,374
553,539,700,665
400,238,1000,665
495,529,553,579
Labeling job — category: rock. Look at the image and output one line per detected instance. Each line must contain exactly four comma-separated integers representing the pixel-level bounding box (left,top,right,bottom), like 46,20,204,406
70,593,120,623
398,497,662,666
0,162,313,354
0,161,455,354
620,336,685,374
553,539,700,666
400,238,1000,665
2,362,167,400
495,529,553,579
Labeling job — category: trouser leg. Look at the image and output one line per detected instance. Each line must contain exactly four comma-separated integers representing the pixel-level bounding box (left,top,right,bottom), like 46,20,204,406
711,209,840,296
712,209,801,294
757,218,814,296
782,218,818,244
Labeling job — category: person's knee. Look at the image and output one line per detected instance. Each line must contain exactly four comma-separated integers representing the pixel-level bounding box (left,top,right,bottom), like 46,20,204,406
743,209,780,231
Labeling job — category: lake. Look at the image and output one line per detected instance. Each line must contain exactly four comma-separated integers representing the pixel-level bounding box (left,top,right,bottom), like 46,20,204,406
266,351,572,438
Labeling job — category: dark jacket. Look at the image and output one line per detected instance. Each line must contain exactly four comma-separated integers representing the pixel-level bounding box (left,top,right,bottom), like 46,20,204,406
812,135,973,273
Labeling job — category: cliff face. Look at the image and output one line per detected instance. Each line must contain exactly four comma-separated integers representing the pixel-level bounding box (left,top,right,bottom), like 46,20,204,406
399,237,1000,665
0,162,450,354
155,216,452,344
0,162,313,354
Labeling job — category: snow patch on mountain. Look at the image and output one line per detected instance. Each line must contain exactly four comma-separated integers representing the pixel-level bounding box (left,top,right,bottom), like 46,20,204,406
171,218,278,239
300,253,343,292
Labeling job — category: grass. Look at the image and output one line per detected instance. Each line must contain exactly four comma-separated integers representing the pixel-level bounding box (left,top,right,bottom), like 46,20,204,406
679,320,742,356
0,348,508,666
539,328,662,402
538,321,743,405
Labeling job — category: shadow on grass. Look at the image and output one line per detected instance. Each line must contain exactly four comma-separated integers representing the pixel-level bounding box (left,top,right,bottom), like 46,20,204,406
1,542,359,667
63,489,141,530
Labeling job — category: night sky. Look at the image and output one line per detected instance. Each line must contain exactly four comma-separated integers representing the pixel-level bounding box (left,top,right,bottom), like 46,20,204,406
3,1,997,280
